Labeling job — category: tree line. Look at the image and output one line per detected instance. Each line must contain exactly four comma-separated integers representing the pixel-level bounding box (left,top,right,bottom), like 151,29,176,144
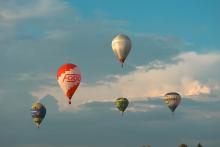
142,142,203,147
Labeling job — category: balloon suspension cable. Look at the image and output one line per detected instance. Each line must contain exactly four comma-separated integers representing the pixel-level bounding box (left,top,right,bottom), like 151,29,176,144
121,63,123,68
171,111,175,116
36,124,40,129
121,112,124,117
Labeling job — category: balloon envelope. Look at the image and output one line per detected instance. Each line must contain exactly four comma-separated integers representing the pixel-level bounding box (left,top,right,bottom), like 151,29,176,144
115,97,129,113
164,92,181,112
57,63,81,104
31,103,46,128
112,34,131,67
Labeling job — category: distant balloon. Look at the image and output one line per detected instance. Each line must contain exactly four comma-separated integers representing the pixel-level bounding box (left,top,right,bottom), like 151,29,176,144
57,63,81,104
164,92,181,113
31,103,46,128
115,97,129,116
112,34,132,68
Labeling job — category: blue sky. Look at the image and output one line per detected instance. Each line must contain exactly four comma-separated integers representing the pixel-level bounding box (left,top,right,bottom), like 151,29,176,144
0,0,220,147
69,0,220,47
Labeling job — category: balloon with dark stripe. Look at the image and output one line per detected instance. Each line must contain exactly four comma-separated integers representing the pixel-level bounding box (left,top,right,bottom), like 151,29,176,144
31,103,46,128
164,92,181,113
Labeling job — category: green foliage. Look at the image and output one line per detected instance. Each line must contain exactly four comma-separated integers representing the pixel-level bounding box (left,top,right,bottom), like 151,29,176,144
197,143,203,147
179,144,188,147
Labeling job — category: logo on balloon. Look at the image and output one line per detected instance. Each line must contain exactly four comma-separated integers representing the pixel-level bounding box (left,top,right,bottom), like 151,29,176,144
63,74,80,83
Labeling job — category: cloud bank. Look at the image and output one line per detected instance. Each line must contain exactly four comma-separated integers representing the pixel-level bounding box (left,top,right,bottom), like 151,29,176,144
31,51,220,111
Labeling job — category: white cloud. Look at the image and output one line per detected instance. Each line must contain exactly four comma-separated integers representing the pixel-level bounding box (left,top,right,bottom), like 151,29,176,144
127,103,162,112
0,0,69,22
181,77,210,96
31,51,220,111
110,102,161,113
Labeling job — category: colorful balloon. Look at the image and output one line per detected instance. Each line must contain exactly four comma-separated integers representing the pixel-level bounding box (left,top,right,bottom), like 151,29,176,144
31,103,46,128
164,92,181,113
57,63,81,104
112,34,132,68
115,97,129,116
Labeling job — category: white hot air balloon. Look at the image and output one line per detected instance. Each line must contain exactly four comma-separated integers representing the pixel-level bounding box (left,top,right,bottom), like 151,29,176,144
111,34,132,68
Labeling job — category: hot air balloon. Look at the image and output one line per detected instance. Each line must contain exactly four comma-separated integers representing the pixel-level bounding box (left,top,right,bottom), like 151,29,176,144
112,34,132,68
115,97,129,116
57,63,81,104
31,103,46,128
164,92,181,113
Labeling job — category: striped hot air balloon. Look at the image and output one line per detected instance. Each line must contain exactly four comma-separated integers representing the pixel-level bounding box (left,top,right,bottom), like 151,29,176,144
31,103,46,128
57,63,81,104
164,92,181,113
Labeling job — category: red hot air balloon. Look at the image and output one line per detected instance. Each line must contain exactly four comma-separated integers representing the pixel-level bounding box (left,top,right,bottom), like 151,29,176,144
57,63,81,104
